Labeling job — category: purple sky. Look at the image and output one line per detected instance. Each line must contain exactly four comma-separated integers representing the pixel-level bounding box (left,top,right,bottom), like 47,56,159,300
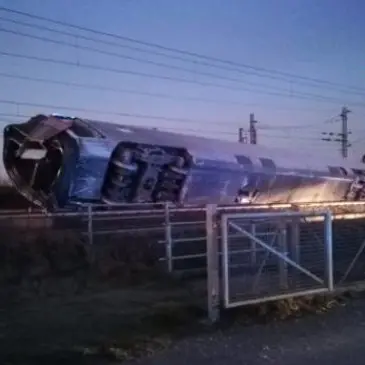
0,0,365,166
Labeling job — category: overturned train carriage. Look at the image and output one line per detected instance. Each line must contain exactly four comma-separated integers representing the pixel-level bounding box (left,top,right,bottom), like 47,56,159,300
3,114,365,210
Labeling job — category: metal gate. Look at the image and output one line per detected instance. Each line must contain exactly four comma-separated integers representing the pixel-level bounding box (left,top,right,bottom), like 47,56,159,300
220,210,333,308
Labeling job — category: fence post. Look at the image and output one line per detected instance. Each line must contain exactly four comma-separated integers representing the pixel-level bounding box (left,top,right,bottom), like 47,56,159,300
206,203,220,323
87,205,93,245
324,210,334,291
164,202,173,273
250,223,257,266
289,217,301,285
278,219,288,289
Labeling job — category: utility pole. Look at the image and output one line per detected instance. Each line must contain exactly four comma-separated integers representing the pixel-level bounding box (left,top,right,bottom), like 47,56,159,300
321,106,351,158
238,127,248,143
340,106,351,158
249,113,257,144
238,113,258,144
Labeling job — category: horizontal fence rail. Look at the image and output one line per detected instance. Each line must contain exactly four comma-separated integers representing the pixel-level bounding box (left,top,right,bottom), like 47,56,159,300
220,210,333,308
2,201,365,322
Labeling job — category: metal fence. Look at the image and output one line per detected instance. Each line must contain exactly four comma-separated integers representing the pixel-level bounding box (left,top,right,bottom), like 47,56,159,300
220,210,332,308
2,202,365,322
332,217,365,286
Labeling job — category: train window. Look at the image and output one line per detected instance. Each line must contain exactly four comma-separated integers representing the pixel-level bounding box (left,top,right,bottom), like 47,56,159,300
328,166,351,176
353,168,365,176
339,167,348,176
259,158,276,171
340,167,351,176
328,166,342,176
235,155,253,166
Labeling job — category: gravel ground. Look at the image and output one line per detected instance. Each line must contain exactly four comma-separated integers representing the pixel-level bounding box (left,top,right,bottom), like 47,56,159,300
125,293,365,365
1,275,365,364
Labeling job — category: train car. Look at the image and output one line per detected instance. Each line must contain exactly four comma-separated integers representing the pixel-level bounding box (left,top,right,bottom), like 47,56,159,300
3,113,365,210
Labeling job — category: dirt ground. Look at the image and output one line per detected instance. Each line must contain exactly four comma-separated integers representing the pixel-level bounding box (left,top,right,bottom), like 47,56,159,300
0,264,363,365
125,291,365,365
0,272,207,364
0,233,364,365
0,230,204,365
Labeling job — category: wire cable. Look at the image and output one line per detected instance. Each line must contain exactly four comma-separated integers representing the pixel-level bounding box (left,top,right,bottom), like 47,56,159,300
1,6,364,93
0,107,326,142
258,116,341,130
1,51,363,107
1,16,364,97
0,72,340,113
3,26,349,98
0,99,233,126
0,71,256,107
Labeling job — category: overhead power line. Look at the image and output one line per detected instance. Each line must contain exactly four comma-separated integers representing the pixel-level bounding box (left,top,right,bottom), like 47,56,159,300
0,17,363,97
0,27,327,96
0,99,230,126
0,104,330,142
0,112,237,137
4,26,357,99
0,72,338,115
0,104,322,142
258,115,341,130
0,72,333,113
0,72,258,107
1,16,323,89
0,7,364,94
1,51,363,107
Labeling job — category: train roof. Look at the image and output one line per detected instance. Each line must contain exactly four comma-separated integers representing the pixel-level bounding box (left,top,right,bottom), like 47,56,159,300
85,119,365,172
3,114,364,174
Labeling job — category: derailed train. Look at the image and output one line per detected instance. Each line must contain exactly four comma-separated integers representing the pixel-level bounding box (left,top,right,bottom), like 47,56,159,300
3,113,365,210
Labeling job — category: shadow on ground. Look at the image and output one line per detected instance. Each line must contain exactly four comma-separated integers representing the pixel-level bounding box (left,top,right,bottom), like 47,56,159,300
0,273,207,365
0,266,357,365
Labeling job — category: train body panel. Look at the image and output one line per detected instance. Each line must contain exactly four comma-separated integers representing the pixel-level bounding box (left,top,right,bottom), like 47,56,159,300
3,114,365,210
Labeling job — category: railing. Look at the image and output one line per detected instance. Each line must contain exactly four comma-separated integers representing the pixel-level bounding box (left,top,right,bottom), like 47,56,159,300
2,201,365,322
221,210,333,307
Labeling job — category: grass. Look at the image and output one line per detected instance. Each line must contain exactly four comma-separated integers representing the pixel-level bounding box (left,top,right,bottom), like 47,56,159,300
0,274,204,364
0,232,203,363
0,258,354,365
0,224,361,364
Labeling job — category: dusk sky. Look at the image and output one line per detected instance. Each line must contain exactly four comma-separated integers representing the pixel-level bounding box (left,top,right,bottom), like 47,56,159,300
0,0,365,165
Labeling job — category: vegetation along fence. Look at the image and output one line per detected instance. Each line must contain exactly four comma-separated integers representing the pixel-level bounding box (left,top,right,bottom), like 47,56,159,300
1,201,365,322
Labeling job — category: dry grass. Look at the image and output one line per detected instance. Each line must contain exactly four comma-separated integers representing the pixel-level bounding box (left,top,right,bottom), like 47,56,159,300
0,272,203,364
0,232,202,363
0,232,356,364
